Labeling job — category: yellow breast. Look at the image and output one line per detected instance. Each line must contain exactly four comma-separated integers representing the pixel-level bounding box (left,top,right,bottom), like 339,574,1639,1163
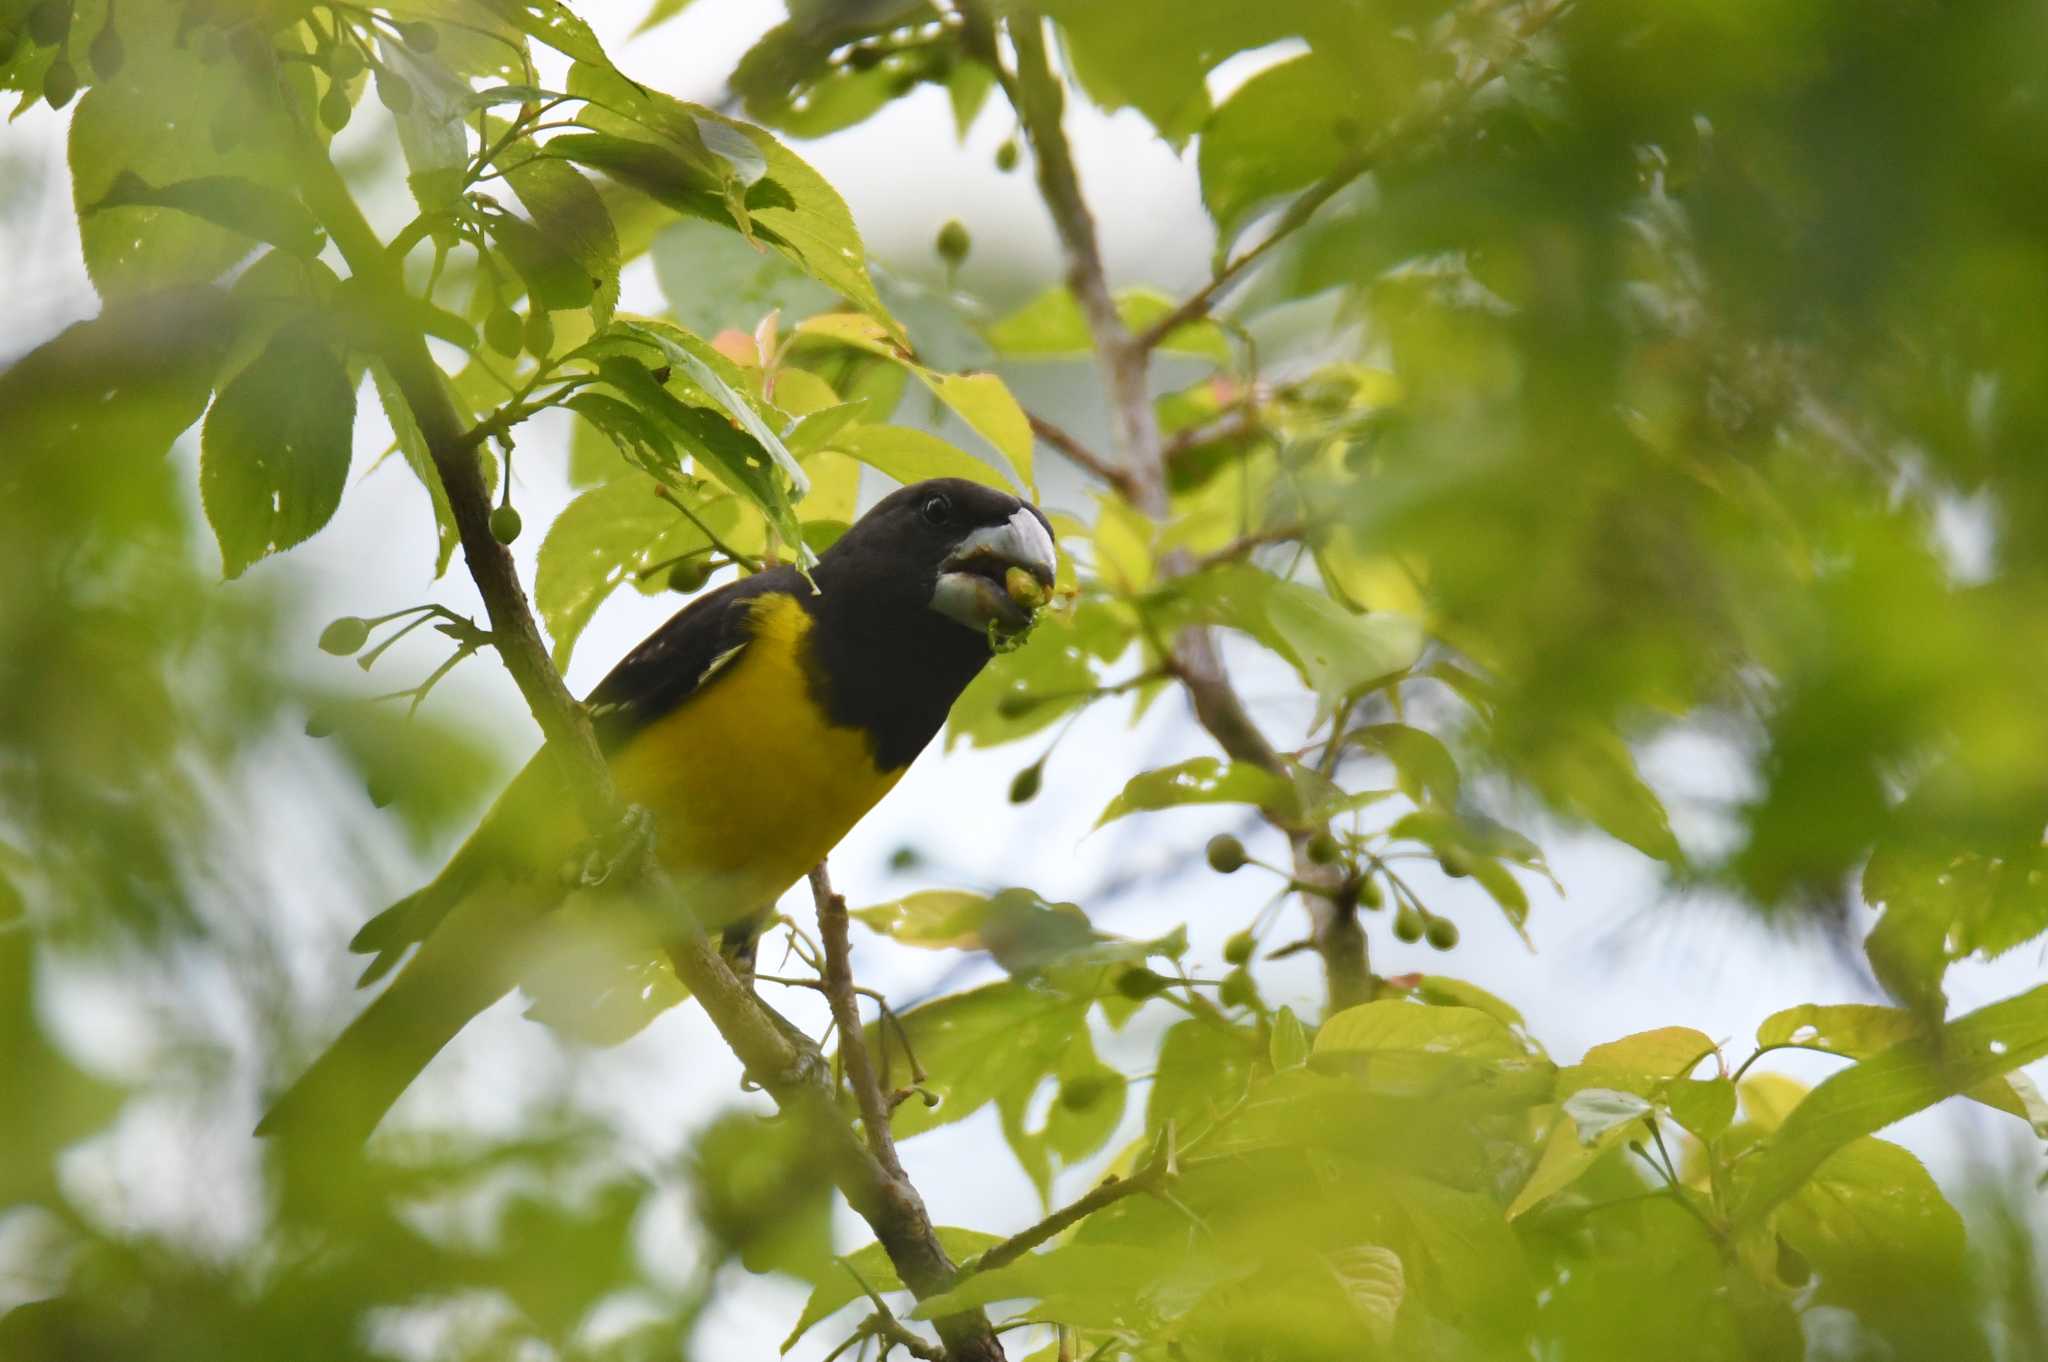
605,591,903,924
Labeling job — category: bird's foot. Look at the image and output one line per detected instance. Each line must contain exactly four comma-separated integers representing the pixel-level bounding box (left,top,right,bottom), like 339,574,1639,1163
563,803,658,890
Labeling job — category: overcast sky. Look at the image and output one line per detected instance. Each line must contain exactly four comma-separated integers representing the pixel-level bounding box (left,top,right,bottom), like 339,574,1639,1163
8,3,2046,1356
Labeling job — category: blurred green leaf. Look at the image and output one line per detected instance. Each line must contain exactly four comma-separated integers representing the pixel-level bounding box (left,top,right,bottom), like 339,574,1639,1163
1095,756,1296,827
1735,984,2048,1229
199,329,356,577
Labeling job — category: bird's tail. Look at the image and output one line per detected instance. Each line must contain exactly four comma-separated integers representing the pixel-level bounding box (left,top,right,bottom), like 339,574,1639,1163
257,880,546,1152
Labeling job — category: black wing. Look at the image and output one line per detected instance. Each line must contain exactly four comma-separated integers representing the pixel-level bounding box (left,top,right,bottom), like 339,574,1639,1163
347,566,804,982
583,564,804,750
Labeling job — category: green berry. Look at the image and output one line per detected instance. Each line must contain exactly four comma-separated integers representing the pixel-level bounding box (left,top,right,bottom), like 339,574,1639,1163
1425,916,1460,951
304,707,339,739
1114,967,1169,1000
42,57,77,107
667,558,712,594
523,305,554,358
995,690,1038,718
1357,874,1384,910
489,504,522,545
1305,831,1341,865
994,139,1019,172
1057,1074,1107,1110
935,218,970,265
484,307,522,358
1223,931,1255,966
318,616,371,655
1218,968,1255,1010
27,0,70,47
366,775,396,809
88,15,123,77
399,20,437,51
1008,762,1042,805
375,69,412,113
1206,833,1247,874
327,41,364,80
1437,848,1471,878
319,84,352,132
1393,906,1424,943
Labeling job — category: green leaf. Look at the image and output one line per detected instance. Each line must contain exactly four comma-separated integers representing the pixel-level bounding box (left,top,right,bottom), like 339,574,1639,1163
593,350,803,558
985,284,1231,365
607,318,809,494
797,313,1033,491
1754,1002,2048,1138
1348,723,1461,807
66,6,292,298
482,205,595,310
1507,1026,1718,1218
199,330,356,577
1313,999,1548,1103
1095,756,1297,827
783,400,868,456
1261,581,1423,715
535,476,739,669
850,890,992,950
1323,1246,1403,1348
781,1228,1004,1353
1561,1087,1653,1144
652,216,838,339
1198,53,1359,241
872,981,1089,1141
368,359,459,577
0,287,232,466
1667,1077,1738,1140
1733,983,2048,1229
1148,1016,1256,1143
506,157,620,329
1270,1005,1310,1071
571,65,898,335
1773,1137,1966,1308
1314,1000,1527,1063
828,423,1012,492
89,171,322,258
474,0,616,69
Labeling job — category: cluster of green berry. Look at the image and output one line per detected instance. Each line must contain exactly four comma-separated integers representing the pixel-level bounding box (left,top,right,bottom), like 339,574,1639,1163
8,0,120,109
1206,830,1461,956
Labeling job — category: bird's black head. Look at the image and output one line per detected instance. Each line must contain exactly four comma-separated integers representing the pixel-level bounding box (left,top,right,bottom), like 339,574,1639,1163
814,477,1057,639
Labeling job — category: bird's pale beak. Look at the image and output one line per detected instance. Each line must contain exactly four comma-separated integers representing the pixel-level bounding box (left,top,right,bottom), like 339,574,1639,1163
931,507,1058,636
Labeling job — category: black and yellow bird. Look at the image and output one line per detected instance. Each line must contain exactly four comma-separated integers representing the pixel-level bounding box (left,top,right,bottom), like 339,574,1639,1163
259,477,1056,1148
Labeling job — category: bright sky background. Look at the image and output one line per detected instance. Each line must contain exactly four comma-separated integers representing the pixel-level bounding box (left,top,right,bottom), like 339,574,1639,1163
6,3,2045,1356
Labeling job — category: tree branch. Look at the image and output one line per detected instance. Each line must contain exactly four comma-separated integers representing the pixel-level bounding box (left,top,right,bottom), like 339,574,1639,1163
811,861,906,1178
1027,411,1139,502
1002,12,1162,504
289,112,1005,1362
964,1131,1177,1278
982,5,1374,1012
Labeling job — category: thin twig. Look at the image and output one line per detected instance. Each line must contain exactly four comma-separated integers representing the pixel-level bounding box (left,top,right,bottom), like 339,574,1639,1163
812,862,907,1178
1190,523,1309,572
964,1128,1178,1279
1027,412,1139,500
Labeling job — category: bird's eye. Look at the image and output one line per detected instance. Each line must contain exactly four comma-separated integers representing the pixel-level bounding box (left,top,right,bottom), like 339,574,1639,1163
920,493,952,526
